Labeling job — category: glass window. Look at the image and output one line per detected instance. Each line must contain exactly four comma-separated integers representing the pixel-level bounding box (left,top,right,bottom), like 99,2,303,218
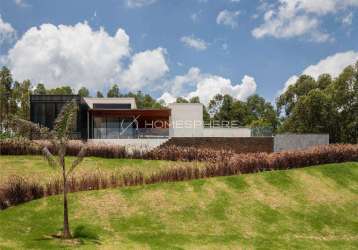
93,117,106,139
119,118,135,138
107,117,119,139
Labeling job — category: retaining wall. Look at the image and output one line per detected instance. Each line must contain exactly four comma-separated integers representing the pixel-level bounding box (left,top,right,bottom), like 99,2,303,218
274,134,329,152
162,137,274,153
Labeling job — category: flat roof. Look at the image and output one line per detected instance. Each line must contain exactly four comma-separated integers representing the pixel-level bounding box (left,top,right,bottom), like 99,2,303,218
83,97,137,109
30,95,81,102
90,109,170,118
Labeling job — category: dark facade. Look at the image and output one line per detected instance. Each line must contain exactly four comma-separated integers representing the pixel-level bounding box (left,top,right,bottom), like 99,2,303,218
30,95,87,139
30,95,170,140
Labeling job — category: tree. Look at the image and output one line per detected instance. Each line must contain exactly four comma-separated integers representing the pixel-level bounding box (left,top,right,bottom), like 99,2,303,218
107,84,120,97
176,97,189,103
48,86,73,95
329,63,358,143
34,83,47,95
214,94,234,122
208,94,224,117
12,80,31,120
277,75,317,116
246,95,278,130
232,100,249,126
96,91,104,98
10,81,20,115
10,101,87,239
77,87,90,97
189,96,200,103
280,89,337,137
317,74,332,90
277,60,358,143
0,66,13,129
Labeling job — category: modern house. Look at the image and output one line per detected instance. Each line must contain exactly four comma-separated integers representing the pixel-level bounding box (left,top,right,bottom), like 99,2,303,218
30,95,252,141
29,95,328,153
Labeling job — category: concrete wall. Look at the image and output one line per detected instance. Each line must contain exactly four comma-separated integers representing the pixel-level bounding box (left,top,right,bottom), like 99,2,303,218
88,138,169,152
202,128,251,137
169,103,203,137
274,134,329,152
168,103,253,138
162,137,273,153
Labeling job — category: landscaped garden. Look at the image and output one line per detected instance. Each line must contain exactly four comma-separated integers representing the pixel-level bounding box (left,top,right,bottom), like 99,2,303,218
1,105,358,249
0,155,201,184
0,161,357,249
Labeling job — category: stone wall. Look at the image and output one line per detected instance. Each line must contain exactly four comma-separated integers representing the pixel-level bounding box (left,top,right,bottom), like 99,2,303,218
162,137,274,153
202,128,251,137
274,134,329,152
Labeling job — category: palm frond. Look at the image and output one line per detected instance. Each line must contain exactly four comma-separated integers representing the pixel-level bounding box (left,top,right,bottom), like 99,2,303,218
53,100,78,140
67,146,87,176
42,147,58,168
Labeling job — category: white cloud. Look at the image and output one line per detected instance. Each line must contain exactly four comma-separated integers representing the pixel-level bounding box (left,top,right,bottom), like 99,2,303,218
5,21,166,92
188,74,256,105
169,67,202,95
7,22,130,90
181,35,208,51
158,92,176,105
252,0,358,42
280,50,358,93
302,51,358,78
281,75,299,94
0,15,17,45
160,67,257,105
190,11,203,23
120,48,169,90
216,10,240,28
14,0,29,7
342,12,353,26
127,0,157,8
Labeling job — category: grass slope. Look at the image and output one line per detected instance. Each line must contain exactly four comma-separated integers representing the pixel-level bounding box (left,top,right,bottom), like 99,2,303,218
0,155,200,183
0,162,358,249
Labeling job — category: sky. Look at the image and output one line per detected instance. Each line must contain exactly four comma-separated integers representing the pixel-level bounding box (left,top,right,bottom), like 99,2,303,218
0,0,358,105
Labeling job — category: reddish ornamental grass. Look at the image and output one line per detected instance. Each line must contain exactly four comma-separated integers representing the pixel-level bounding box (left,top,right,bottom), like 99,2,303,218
1,143,357,210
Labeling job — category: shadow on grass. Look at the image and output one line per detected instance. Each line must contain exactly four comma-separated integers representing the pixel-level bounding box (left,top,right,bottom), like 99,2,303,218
34,224,101,247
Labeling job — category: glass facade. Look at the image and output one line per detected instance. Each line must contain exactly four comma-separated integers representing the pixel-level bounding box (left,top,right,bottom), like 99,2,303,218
30,95,170,140
30,95,84,139
93,117,136,139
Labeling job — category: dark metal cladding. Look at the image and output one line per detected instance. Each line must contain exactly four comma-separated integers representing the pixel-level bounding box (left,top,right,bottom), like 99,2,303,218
93,103,131,110
30,95,85,139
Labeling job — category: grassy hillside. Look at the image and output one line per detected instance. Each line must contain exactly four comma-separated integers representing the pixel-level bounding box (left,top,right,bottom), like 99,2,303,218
0,155,201,183
0,162,357,249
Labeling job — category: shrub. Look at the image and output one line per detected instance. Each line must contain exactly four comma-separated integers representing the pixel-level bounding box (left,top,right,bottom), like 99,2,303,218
73,225,100,241
145,145,234,162
0,138,229,162
0,139,128,158
1,144,357,210
0,177,44,209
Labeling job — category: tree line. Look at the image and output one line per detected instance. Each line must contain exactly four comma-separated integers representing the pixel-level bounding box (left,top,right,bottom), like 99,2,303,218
1,61,357,143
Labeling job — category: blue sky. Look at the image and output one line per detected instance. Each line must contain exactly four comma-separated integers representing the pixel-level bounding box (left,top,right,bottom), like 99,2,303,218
0,0,358,104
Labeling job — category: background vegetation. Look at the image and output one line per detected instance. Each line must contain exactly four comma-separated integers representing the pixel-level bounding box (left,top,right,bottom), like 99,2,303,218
1,60,357,142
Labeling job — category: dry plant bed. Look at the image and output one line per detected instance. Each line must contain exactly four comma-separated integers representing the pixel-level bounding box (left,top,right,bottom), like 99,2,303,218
1,143,357,210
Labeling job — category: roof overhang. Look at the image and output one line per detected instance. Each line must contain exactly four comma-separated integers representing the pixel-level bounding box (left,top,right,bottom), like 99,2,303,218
83,97,137,109
89,109,171,118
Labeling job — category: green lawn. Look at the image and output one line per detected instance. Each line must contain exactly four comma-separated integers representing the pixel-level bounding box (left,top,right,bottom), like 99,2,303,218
0,155,201,184
0,162,357,249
